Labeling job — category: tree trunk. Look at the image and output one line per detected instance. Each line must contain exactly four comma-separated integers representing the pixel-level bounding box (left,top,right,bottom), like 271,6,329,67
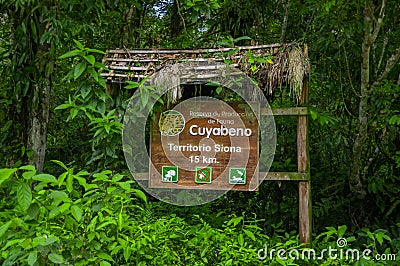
29,77,51,172
280,0,289,44
348,41,369,198
170,0,183,39
349,0,387,198
29,7,54,171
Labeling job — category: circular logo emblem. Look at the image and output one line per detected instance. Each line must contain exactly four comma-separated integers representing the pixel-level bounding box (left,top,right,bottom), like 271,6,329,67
159,110,185,136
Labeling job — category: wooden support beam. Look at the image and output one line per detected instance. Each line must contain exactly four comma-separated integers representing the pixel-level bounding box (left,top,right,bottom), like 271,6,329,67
106,43,296,55
262,107,308,116
298,44,311,247
299,181,311,245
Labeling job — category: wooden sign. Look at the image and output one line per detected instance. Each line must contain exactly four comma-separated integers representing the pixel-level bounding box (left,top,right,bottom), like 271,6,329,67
149,97,259,191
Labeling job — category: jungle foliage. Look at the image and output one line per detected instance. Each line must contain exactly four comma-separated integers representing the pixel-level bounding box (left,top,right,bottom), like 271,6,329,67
1,0,400,265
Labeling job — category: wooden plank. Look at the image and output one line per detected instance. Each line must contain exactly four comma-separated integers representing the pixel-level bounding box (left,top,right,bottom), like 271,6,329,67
101,73,244,82
108,66,149,71
134,171,308,181
104,57,234,63
99,73,147,79
104,58,160,62
108,64,239,72
105,64,241,74
106,43,296,55
261,107,308,116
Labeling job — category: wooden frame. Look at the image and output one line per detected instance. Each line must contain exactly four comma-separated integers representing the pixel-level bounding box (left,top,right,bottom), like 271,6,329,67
103,44,311,246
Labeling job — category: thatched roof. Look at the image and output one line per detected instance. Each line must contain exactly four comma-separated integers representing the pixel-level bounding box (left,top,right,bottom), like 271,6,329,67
101,43,309,103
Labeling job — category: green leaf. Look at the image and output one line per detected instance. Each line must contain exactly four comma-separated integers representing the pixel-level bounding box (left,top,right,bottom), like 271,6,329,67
325,226,337,234
55,103,72,110
19,165,35,171
32,236,46,247
58,172,68,187
88,67,99,82
88,216,98,231
58,49,81,59
74,62,87,80
32,174,58,184
86,48,106,54
48,253,64,264
73,39,85,50
94,61,108,70
17,183,32,211
27,251,37,266
22,170,36,180
30,20,38,42
98,77,107,88
96,220,117,230
32,236,58,247
83,55,95,65
118,212,124,231
233,36,251,42
2,238,24,251
243,229,256,241
125,81,140,89
123,247,131,262
0,221,12,238
0,168,17,187
98,252,114,262
140,89,149,107
118,182,130,191
338,225,347,238
389,115,400,125
66,172,74,193
376,233,383,245
51,160,68,171
238,233,244,246
96,90,107,102
48,191,71,202
59,203,71,214
70,108,79,119
227,216,243,227
75,176,98,191
97,102,106,113
309,107,318,120
100,262,112,266
1,120,12,132
49,207,61,218
27,203,40,218
133,189,147,203
71,205,83,222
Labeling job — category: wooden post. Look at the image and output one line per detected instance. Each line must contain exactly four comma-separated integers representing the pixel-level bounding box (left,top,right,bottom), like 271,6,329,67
298,44,311,246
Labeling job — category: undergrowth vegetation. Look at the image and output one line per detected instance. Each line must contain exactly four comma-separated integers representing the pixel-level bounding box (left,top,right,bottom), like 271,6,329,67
0,164,399,265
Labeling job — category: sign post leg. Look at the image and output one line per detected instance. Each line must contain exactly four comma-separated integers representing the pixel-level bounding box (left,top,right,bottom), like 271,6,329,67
299,181,311,246
298,43,311,246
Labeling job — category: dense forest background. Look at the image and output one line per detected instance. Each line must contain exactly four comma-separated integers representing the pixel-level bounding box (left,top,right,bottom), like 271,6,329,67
0,0,399,265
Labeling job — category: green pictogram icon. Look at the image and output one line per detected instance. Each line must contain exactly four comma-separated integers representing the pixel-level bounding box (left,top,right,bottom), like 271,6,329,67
195,167,212,184
229,168,246,184
162,166,178,182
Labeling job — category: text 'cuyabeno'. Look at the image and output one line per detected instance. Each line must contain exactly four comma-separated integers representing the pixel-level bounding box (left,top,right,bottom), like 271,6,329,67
189,125,252,138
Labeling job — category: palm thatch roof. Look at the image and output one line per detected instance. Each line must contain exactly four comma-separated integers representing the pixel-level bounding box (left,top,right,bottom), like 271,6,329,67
101,43,309,103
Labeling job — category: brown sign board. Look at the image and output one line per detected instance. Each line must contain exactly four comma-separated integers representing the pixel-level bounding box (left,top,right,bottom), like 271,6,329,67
149,97,259,191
